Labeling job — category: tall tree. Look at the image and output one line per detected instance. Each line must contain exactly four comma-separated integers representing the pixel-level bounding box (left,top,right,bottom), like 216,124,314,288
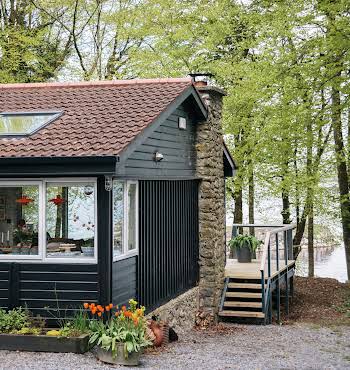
0,0,72,82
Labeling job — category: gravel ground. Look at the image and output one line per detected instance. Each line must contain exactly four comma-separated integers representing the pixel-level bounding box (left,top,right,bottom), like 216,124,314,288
0,323,349,370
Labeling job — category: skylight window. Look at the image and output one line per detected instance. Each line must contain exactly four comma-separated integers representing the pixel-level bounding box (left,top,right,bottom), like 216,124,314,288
0,112,62,136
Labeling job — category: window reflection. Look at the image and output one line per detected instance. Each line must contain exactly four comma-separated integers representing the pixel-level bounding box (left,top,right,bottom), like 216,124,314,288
46,183,95,259
113,181,124,257
0,185,39,256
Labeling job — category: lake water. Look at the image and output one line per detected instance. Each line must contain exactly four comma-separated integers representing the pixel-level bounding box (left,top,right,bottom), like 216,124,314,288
296,244,348,283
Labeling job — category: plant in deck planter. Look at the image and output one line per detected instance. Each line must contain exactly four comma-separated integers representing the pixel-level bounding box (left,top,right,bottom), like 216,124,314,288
229,235,262,263
87,299,152,366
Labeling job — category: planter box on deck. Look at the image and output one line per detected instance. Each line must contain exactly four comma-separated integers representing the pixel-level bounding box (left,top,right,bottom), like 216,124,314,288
0,333,90,353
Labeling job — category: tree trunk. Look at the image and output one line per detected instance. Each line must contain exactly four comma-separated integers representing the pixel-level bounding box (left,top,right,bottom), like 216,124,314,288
306,117,314,277
293,144,300,224
248,168,255,236
233,185,243,225
308,204,314,277
281,189,291,224
332,86,350,281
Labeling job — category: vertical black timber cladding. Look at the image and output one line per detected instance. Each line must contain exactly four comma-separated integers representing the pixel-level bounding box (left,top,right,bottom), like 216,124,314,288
97,176,113,305
138,180,199,310
112,256,137,306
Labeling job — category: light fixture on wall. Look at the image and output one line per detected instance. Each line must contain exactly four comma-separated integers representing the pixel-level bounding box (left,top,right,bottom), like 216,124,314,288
105,176,113,191
178,117,187,130
154,152,164,162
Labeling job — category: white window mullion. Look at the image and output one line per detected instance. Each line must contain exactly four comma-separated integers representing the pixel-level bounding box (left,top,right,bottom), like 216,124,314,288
124,182,129,255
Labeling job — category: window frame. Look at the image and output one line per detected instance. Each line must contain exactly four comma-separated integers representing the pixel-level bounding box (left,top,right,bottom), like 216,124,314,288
43,178,98,264
0,180,43,261
113,180,138,262
0,178,97,264
0,111,63,137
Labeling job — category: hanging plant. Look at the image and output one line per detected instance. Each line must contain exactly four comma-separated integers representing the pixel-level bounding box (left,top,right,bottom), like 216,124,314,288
16,196,34,206
49,195,65,206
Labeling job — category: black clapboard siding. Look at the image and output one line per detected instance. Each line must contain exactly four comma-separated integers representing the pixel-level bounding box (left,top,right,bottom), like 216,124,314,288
112,256,137,306
0,262,99,316
123,103,197,178
138,180,199,310
0,264,10,308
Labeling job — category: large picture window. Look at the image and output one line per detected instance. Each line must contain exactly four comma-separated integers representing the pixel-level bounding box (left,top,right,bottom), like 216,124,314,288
45,182,96,260
113,180,138,260
0,182,41,259
0,179,97,263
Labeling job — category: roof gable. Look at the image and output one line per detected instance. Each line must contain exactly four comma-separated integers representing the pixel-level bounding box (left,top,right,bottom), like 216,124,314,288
0,78,206,158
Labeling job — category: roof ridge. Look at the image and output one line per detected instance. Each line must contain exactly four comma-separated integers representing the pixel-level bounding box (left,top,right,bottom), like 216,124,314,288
0,77,192,90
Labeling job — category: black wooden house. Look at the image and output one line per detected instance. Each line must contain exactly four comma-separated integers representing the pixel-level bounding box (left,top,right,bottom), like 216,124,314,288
0,78,234,319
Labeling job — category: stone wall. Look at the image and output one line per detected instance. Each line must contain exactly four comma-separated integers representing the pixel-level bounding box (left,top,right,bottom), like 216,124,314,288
195,85,226,322
149,287,199,334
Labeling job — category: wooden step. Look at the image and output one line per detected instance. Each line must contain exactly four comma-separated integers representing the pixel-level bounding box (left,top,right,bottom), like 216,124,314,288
226,292,262,299
228,283,263,289
224,301,262,308
219,310,265,318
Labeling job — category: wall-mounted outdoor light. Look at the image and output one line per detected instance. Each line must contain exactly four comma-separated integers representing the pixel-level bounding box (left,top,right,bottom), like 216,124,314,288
105,176,113,191
154,152,164,162
178,117,187,130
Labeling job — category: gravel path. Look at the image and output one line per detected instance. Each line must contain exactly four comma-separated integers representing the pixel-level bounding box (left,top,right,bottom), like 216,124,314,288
0,323,349,370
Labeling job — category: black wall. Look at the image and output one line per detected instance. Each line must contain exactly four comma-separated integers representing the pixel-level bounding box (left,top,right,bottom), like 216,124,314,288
138,180,199,310
121,104,197,178
112,256,137,307
0,263,99,324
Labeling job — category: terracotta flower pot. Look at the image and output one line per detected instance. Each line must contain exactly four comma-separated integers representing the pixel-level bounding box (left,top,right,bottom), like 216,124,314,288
150,321,164,347
96,344,140,366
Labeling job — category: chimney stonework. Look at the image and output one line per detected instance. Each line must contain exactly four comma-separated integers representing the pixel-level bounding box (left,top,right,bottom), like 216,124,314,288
195,86,226,323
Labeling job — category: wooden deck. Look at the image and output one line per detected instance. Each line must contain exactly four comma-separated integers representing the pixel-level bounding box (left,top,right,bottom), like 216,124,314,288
225,259,295,279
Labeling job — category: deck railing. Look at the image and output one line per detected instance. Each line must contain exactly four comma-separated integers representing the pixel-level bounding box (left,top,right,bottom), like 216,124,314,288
230,223,296,323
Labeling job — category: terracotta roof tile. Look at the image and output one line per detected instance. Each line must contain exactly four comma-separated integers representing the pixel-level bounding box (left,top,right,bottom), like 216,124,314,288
0,78,193,158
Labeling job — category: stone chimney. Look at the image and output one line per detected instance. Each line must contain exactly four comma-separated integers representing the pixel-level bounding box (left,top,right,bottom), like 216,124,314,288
194,77,226,324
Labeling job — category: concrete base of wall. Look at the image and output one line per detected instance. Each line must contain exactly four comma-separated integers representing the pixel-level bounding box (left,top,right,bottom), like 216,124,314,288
149,287,199,334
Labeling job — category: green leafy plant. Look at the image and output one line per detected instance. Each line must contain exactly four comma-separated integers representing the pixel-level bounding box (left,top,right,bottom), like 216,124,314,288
13,228,34,245
87,299,152,358
0,307,44,335
58,309,90,338
229,235,262,253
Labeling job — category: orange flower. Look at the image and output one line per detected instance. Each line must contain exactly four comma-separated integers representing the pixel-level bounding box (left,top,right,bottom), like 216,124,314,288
121,305,126,312
91,307,97,315
90,303,96,309
105,305,110,312
83,303,89,309
97,312,102,317
133,318,139,326
136,308,143,317
124,311,132,318
115,311,120,317
109,303,113,309
97,305,104,312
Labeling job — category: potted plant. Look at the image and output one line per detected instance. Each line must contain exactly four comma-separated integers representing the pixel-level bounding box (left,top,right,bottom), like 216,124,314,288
88,299,152,366
229,235,261,263
13,228,34,254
